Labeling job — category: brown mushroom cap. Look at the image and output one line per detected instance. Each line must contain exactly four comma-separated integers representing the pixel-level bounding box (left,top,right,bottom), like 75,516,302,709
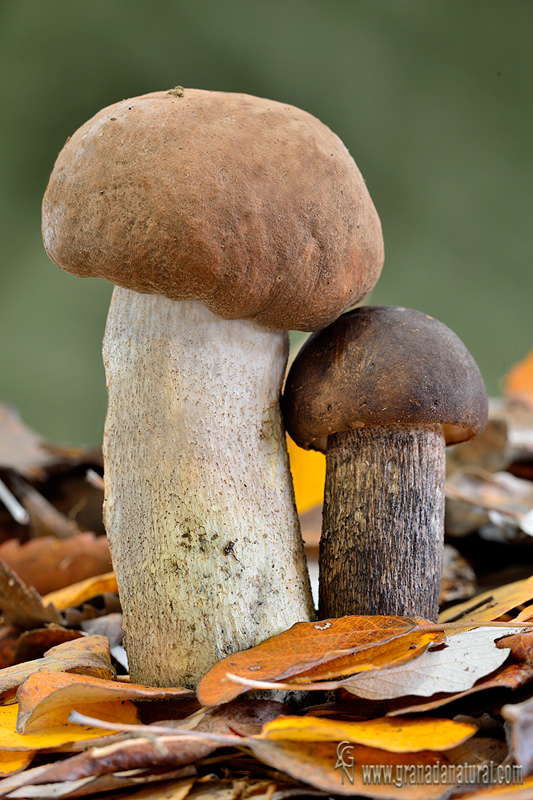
282,305,488,449
42,88,384,331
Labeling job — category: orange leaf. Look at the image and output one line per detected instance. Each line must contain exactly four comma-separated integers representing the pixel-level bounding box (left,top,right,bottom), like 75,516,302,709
0,700,139,751
439,575,533,624
0,635,115,698
286,435,325,514
261,714,476,752
197,616,432,706
42,572,117,611
505,350,533,407
288,629,445,682
16,669,194,733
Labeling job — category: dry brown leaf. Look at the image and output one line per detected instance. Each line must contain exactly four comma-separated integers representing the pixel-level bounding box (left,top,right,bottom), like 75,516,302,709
16,669,194,733
497,630,533,663
13,627,84,665
0,535,111,596
0,562,62,629
0,406,99,481
439,576,533,623
249,739,450,799
387,662,533,716
0,635,115,698
197,616,432,707
261,714,476,752
456,777,533,799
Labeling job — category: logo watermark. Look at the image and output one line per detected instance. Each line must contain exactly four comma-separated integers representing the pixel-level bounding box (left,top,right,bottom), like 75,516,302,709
334,742,523,789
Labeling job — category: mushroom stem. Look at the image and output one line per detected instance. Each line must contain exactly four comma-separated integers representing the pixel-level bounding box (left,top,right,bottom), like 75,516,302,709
319,423,445,621
103,287,315,688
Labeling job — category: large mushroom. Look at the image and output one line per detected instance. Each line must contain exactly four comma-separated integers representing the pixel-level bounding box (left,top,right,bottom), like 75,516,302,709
282,306,488,622
41,88,384,687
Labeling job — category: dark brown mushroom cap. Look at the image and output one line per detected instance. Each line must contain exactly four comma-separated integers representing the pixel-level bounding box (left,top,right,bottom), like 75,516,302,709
282,305,488,449
42,89,384,331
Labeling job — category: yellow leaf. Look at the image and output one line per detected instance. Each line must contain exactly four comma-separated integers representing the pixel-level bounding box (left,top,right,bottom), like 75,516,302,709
0,701,139,751
0,749,34,775
42,572,118,611
286,435,325,514
439,575,533,623
261,715,476,753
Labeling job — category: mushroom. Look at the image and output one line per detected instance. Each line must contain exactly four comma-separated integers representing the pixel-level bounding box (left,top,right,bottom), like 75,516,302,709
41,89,384,687
282,306,488,621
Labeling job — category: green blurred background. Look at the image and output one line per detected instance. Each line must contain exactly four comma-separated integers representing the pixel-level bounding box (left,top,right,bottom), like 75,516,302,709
1,0,531,445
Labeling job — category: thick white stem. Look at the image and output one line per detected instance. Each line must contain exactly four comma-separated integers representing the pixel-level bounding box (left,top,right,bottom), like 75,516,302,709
103,288,315,688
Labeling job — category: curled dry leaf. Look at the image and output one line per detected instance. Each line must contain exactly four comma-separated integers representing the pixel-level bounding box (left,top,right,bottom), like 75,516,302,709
0,635,115,698
341,627,517,700
10,699,286,789
197,616,434,707
497,630,533,663
0,562,62,629
0,749,35,777
42,572,117,612
0,700,139,751
387,662,533,716
439,575,533,624
248,739,449,799
16,669,194,733
0,535,111,596
261,714,476,752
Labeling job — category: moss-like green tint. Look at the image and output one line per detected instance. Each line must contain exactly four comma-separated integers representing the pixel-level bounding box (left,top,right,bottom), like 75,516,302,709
1,0,531,443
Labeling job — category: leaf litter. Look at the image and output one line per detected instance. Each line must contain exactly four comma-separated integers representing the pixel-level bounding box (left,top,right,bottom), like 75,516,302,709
0,392,533,797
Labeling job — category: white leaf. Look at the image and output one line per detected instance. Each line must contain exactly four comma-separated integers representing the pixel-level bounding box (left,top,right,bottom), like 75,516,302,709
343,627,518,700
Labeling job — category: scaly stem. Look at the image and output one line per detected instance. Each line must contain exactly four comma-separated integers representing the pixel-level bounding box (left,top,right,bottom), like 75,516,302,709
103,288,315,687
320,424,445,621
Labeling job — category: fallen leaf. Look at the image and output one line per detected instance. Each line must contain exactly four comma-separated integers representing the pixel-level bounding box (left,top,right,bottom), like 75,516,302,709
387,662,533,715
11,699,285,787
439,576,533,623
0,535,111,596
0,635,115,697
13,627,83,665
16,669,194,733
497,630,533,663
0,563,62,629
42,572,117,611
261,714,476,752
0,407,100,481
249,739,449,799
459,776,533,799
0,749,35,776
287,629,445,683
0,700,139,750
197,616,433,707
341,627,516,700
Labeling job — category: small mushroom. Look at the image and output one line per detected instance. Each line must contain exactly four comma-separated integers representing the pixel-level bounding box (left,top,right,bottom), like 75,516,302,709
282,306,488,621
41,89,384,686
